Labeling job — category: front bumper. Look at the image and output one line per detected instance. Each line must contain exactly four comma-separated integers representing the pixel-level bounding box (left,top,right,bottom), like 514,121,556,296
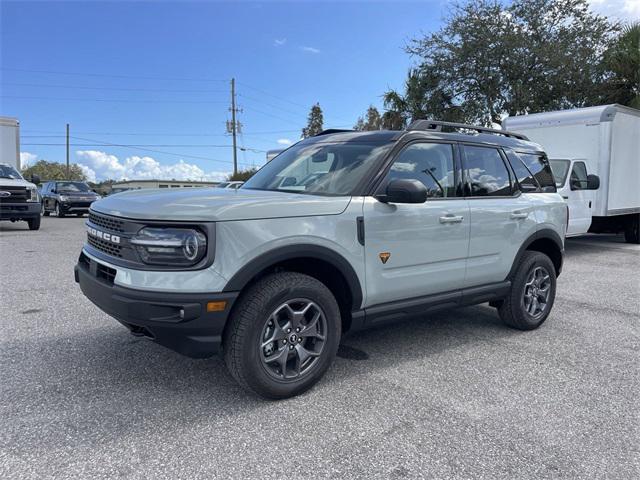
59,201,93,213
0,202,40,220
75,254,238,358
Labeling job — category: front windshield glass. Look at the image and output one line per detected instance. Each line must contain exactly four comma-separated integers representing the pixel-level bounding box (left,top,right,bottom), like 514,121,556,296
549,159,570,187
243,141,392,196
57,181,90,192
0,165,23,180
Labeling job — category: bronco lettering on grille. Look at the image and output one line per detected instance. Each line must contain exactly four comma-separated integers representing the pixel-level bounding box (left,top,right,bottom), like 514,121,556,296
87,226,121,244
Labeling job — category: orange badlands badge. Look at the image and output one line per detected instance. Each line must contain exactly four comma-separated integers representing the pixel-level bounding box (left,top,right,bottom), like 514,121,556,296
379,252,391,264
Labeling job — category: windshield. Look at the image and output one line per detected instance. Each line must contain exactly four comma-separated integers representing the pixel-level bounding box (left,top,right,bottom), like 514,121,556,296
0,165,23,180
549,159,570,187
57,181,90,192
243,141,393,196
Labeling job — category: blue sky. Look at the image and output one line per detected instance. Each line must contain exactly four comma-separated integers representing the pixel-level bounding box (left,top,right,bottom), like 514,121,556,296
1,0,448,181
1,0,636,181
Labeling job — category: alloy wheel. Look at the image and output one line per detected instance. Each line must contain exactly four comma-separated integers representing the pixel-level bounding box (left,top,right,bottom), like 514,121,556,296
522,266,551,318
259,299,327,380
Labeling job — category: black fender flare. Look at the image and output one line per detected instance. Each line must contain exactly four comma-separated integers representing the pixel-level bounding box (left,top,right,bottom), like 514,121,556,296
223,244,364,310
506,228,564,279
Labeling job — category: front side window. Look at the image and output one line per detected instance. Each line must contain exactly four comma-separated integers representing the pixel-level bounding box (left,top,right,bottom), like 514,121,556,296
385,142,456,198
463,146,512,197
0,164,23,180
569,162,588,190
517,152,556,190
243,141,393,196
549,159,571,188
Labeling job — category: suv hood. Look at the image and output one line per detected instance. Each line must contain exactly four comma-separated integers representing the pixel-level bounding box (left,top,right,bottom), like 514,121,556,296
92,188,352,221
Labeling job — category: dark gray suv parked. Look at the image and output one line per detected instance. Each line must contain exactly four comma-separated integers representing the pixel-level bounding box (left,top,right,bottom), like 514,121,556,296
41,181,100,217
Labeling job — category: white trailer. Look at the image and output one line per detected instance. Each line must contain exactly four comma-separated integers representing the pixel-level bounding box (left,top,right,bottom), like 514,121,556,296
503,105,640,243
0,116,20,169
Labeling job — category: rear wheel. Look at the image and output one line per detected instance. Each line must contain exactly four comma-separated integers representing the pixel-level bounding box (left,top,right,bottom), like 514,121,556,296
499,251,556,330
27,215,41,231
223,271,341,399
55,202,64,218
624,214,640,244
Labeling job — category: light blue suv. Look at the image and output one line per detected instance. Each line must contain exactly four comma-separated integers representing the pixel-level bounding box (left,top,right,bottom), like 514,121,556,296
75,121,567,398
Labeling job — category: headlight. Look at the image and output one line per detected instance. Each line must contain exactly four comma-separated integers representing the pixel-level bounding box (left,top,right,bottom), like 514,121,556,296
27,187,39,202
59,195,69,202
131,227,207,266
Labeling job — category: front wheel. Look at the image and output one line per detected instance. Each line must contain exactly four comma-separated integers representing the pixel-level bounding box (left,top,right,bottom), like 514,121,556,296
27,215,41,231
223,272,341,399
41,203,49,216
55,202,64,218
499,251,557,330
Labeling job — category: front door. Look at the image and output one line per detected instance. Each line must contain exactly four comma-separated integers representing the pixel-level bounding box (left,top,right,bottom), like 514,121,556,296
565,161,594,236
363,141,470,307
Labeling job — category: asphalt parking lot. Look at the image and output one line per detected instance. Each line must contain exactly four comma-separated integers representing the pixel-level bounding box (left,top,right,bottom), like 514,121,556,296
1,216,638,479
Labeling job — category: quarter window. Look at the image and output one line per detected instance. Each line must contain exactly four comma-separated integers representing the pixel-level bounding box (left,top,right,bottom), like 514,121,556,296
517,153,556,190
569,162,589,190
386,143,456,198
463,146,512,197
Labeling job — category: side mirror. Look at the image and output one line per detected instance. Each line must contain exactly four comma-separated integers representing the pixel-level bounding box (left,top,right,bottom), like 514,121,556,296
587,174,600,190
30,174,40,184
376,179,427,204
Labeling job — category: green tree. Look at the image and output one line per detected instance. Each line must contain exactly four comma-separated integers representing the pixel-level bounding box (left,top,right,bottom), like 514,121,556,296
22,160,86,182
602,22,640,108
228,167,258,182
302,103,324,137
354,106,383,131
384,0,617,126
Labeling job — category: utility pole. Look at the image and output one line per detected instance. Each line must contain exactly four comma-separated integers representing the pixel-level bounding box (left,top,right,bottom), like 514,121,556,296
66,123,70,180
226,78,242,177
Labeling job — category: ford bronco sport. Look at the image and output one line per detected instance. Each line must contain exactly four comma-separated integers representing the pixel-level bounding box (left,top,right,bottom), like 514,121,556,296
75,121,566,399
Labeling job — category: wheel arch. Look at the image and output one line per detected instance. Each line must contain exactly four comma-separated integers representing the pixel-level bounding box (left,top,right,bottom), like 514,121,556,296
507,229,564,279
223,244,364,331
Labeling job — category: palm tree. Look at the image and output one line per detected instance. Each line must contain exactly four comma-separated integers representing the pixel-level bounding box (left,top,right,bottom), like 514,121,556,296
603,22,640,109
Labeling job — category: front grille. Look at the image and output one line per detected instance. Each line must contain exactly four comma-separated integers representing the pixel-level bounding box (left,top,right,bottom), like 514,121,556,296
96,263,116,284
87,235,123,258
89,211,125,232
0,186,28,203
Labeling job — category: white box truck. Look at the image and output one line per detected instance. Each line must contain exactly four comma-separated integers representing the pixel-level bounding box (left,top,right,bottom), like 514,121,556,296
0,116,42,230
503,105,640,243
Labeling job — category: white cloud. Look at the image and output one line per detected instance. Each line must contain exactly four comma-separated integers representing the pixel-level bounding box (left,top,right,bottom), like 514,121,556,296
300,46,320,54
274,38,287,46
75,150,229,182
20,152,37,169
589,0,640,20
277,138,292,146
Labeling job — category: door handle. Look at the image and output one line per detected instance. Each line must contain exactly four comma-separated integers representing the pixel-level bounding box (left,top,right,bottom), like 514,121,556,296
510,211,529,220
439,215,464,224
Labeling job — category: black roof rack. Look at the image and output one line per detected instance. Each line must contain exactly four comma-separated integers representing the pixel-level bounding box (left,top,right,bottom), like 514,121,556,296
407,120,529,141
314,129,354,136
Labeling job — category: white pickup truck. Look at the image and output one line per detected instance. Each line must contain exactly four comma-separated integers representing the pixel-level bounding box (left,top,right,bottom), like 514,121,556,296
504,105,640,243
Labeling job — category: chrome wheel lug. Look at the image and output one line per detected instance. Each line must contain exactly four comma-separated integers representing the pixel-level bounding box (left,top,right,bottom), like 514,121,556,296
296,327,300,332
289,345,294,350
287,328,291,333
283,339,287,344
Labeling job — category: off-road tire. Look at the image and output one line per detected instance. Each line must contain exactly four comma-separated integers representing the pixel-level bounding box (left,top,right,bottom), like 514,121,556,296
27,215,41,231
499,251,556,330
223,271,341,399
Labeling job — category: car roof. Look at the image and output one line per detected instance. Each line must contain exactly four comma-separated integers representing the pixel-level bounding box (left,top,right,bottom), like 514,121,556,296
299,128,543,152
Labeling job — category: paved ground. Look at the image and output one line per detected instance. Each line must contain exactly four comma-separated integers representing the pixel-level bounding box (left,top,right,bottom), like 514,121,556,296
1,216,639,479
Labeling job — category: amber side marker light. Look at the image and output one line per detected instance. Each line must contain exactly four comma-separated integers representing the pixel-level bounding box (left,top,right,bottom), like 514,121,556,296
207,301,227,312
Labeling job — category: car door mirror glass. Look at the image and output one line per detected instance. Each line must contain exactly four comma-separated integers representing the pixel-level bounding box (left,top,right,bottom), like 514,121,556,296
586,174,600,190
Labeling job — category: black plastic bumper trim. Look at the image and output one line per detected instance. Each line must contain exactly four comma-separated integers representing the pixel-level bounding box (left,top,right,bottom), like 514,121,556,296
75,261,238,358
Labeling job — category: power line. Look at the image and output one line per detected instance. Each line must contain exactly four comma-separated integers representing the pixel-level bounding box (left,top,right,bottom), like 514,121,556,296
237,81,311,110
22,129,302,137
3,82,228,94
0,67,227,82
2,95,227,104
239,93,308,120
23,142,265,151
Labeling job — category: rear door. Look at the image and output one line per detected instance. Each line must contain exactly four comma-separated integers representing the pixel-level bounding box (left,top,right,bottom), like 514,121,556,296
363,141,470,306
463,145,537,287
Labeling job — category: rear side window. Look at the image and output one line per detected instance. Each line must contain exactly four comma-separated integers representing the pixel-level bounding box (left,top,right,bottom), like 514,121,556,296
386,142,456,198
463,145,512,197
505,151,539,191
517,152,556,191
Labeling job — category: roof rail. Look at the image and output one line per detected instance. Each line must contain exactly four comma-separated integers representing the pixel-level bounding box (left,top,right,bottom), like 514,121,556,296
314,129,354,136
407,120,529,141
